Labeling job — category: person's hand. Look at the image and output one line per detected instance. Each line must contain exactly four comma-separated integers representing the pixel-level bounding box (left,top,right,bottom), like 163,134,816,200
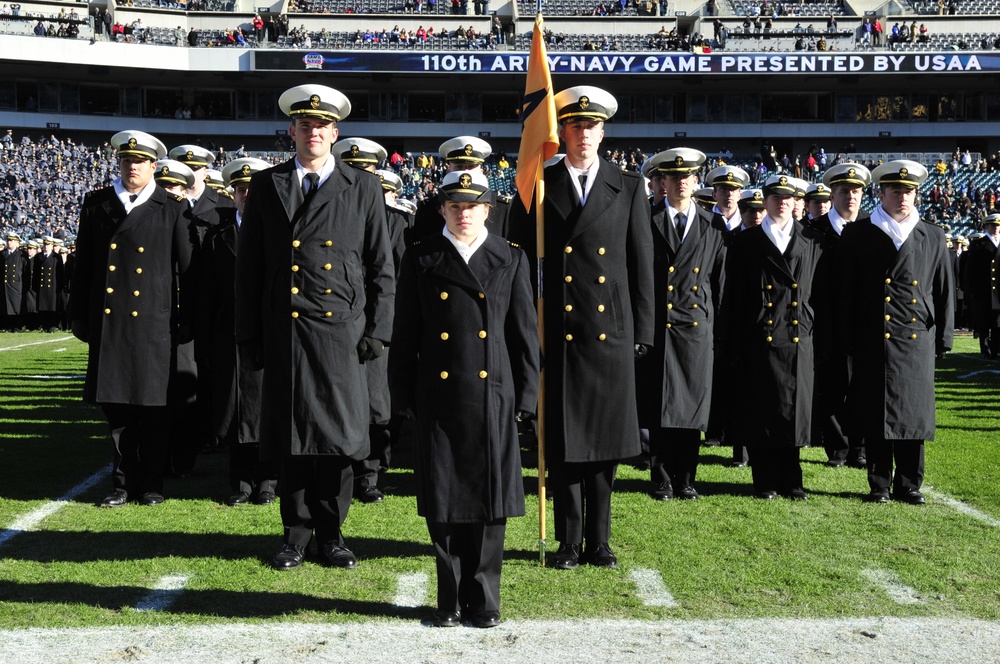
71,319,88,343
634,343,650,359
357,336,387,362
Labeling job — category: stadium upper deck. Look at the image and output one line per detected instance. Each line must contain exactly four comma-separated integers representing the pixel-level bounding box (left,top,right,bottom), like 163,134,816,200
2,0,1000,158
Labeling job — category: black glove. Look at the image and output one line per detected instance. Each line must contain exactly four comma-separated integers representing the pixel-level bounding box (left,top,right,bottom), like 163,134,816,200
357,336,387,362
70,319,88,343
239,340,264,371
634,343,650,359
173,324,194,346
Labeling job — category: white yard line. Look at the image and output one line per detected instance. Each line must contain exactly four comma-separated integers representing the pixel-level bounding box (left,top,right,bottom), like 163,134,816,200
135,575,191,612
629,567,679,608
0,336,74,352
1,618,997,664
393,572,429,608
860,568,925,605
22,375,86,380
0,464,111,548
924,486,1000,528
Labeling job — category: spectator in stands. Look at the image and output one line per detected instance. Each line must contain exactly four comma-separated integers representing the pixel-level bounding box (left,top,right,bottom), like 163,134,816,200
175,26,185,47
188,27,198,47
253,14,264,42
33,20,44,37
918,23,928,43
827,15,837,32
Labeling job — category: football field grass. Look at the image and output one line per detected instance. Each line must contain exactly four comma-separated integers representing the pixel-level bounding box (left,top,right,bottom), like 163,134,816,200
0,331,998,641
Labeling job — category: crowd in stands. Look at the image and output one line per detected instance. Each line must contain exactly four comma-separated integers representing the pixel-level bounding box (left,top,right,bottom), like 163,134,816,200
4,128,1000,240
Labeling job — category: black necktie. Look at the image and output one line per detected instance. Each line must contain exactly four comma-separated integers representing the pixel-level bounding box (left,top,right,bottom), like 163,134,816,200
303,172,319,197
578,173,587,202
675,212,685,238
128,194,138,203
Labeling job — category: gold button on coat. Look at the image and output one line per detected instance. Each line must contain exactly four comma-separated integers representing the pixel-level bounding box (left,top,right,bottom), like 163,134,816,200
885,278,892,284
104,308,111,314
292,312,299,318
292,265,299,272
792,337,799,343
884,296,891,302
440,371,448,379
324,288,332,294
440,292,449,300
598,247,606,255
666,303,673,310
564,246,573,253
668,266,675,273
910,299,917,304
911,334,918,339
106,287,114,294
131,311,138,317
137,247,144,253
478,330,487,339
292,240,301,248
597,304,605,312
323,263,332,270
565,334,573,341
441,332,449,340
135,268,142,274
110,243,117,250
108,265,116,272
479,370,488,379
133,291,140,297
565,305,573,312
291,287,299,294
325,312,332,317
478,292,485,299
912,280,919,286
565,276,572,283
693,267,700,274
597,276,606,284
325,240,333,246
766,336,773,342
692,321,699,327
884,333,891,339
598,333,606,340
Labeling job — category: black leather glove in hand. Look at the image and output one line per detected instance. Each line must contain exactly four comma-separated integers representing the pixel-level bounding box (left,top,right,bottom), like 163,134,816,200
634,343,650,359
357,336,387,362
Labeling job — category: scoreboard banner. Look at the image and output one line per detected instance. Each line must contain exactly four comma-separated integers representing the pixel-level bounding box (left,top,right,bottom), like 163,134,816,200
253,51,996,75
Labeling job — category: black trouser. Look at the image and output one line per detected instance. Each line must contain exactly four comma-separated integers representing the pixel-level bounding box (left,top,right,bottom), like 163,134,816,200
427,519,506,615
866,437,924,493
550,459,617,546
649,427,701,489
747,446,803,495
101,403,169,496
352,419,391,491
279,454,353,549
228,439,278,497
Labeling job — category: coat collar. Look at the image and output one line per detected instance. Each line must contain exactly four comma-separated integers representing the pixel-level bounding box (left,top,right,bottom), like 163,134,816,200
547,160,624,240
414,234,514,293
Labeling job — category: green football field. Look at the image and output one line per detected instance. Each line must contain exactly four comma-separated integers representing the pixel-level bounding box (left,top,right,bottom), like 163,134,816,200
0,330,998,632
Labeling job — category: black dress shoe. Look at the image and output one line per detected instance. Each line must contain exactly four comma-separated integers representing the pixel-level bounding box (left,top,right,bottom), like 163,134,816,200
552,542,580,570
865,489,891,503
253,491,276,505
676,485,700,500
358,487,384,503
272,544,306,570
755,490,778,500
650,481,673,501
826,459,846,468
226,491,251,506
472,610,501,628
430,610,461,627
585,542,618,568
100,489,128,508
728,460,748,468
848,456,867,469
786,488,808,501
321,544,358,568
896,489,926,505
139,492,164,506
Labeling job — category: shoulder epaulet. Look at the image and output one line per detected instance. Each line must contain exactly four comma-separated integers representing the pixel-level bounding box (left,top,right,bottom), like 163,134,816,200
173,194,185,202
621,169,643,180
412,239,423,246
506,239,520,248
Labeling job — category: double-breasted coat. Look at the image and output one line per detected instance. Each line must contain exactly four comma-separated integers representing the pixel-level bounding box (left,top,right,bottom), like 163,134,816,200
511,158,655,462
635,202,727,432
389,233,540,522
196,208,262,443
234,158,395,460
33,250,62,313
837,219,953,441
70,185,193,406
2,247,25,316
722,221,827,447
964,235,1000,330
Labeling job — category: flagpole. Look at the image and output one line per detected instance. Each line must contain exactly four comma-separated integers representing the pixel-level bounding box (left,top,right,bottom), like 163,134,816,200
515,13,558,566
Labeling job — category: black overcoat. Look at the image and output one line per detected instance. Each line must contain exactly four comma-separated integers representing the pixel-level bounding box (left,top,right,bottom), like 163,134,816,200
196,209,262,442
837,219,954,441
33,251,62,312
2,247,25,315
964,235,1000,328
635,203,727,431
722,221,827,447
70,185,193,406
510,158,655,462
234,158,395,460
389,233,539,522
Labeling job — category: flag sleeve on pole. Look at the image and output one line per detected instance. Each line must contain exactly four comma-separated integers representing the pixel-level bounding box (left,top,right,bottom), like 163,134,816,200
515,15,558,215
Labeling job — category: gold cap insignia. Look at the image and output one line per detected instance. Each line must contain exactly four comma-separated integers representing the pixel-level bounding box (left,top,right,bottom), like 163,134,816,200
162,166,169,175
350,145,359,156
241,164,251,175
186,150,194,161
779,176,788,186
753,191,763,201
848,168,856,178
127,138,137,149
579,96,590,109
727,172,735,181
309,94,321,109
459,173,472,188
675,156,684,166
899,167,909,178
464,144,474,156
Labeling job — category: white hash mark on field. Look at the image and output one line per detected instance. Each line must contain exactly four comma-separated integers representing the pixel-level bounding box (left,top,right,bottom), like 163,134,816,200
135,575,191,612
0,464,112,548
630,568,679,608
0,336,74,352
53,348,67,352
394,572,429,608
860,569,924,605
924,486,1000,527
22,375,86,380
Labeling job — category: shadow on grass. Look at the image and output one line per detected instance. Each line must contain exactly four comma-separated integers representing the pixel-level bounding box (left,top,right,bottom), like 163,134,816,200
0,579,427,620
2,530,435,564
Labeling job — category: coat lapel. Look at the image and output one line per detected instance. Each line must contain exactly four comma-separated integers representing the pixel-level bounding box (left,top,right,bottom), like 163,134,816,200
415,235,488,293
571,161,620,241
545,165,576,228
271,160,300,223
117,187,165,235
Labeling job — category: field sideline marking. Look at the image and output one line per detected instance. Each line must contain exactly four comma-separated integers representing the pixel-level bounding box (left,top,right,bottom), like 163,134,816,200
0,464,111,548
629,567,679,608
925,486,1000,527
393,572,429,608
135,575,191,612
860,568,925,605
0,336,74,352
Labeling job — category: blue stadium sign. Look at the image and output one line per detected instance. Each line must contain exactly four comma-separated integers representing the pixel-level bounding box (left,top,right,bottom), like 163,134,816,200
252,51,998,75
